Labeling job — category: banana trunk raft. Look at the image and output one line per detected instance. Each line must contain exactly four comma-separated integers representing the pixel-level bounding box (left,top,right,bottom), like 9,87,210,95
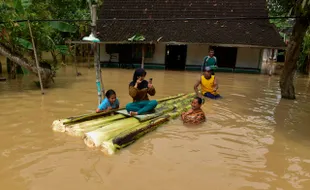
51,93,194,155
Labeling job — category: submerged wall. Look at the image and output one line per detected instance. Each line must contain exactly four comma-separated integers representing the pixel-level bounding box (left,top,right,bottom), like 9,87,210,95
99,43,264,73
235,48,261,69
99,44,117,62
186,44,210,66
145,43,166,64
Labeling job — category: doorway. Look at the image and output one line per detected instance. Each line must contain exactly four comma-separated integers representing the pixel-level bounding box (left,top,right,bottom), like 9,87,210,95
118,44,136,68
210,46,238,68
165,45,187,70
277,49,285,62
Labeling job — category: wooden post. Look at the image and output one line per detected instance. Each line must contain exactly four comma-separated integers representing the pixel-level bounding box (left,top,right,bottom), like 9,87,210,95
74,44,79,76
27,20,44,95
141,45,145,68
87,44,91,68
91,4,103,105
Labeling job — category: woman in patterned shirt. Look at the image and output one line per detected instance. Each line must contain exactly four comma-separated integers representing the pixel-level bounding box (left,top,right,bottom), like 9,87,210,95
181,97,206,125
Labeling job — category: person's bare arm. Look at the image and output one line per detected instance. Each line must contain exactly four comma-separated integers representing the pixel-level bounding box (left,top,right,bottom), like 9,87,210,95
147,84,156,96
213,77,219,92
96,107,112,113
194,78,202,96
181,109,193,120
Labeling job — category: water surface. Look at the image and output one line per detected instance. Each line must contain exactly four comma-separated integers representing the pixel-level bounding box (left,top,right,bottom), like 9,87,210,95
0,66,310,190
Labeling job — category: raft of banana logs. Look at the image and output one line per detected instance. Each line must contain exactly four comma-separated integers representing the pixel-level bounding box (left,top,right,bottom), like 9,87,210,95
51,93,194,155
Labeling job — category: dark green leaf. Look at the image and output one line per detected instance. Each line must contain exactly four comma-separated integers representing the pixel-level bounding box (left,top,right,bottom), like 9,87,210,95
302,0,307,9
55,45,70,55
49,21,77,33
21,0,32,9
16,37,33,50
13,0,25,15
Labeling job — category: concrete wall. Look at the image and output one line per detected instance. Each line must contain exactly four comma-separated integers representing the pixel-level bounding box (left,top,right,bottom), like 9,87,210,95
262,49,278,61
99,44,264,70
99,44,118,62
99,44,165,64
186,44,210,65
145,43,165,64
235,48,261,69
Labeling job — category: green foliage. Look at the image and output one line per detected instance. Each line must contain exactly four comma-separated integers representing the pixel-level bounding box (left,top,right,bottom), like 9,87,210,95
16,37,32,49
49,21,77,33
268,0,310,74
267,0,292,16
0,0,97,71
128,34,146,42
298,31,310,73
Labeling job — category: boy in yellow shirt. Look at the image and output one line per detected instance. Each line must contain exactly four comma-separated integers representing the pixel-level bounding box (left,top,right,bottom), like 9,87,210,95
194,66,222,99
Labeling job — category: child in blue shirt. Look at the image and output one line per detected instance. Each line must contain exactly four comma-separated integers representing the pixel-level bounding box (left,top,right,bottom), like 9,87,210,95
96,89,120,113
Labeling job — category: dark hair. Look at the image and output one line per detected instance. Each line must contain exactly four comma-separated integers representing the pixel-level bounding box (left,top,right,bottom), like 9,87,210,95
209,49,214,52
194,97,203,105
132,68,147,83
105,89,116,98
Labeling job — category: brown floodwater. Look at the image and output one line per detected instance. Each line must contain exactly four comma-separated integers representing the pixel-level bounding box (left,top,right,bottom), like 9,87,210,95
0,66,310,190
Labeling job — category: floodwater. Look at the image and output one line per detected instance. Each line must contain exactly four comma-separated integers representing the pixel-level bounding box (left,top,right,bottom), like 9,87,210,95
1,66,310,190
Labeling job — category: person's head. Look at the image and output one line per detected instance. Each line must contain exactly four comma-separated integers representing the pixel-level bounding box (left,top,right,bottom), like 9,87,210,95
191,97,203,110
105,89,117,104
209,49,214,57
133,68,147,82
203,66,212,78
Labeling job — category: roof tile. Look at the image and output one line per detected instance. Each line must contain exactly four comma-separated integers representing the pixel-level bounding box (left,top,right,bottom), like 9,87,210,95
98,0,285,47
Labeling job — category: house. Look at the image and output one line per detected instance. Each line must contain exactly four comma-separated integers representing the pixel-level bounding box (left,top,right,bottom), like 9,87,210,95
97,0,285,73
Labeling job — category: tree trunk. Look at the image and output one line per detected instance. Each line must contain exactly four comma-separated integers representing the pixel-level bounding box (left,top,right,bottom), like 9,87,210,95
0,43,55,88
51,51,58,65
7,58,16,79
62,54,66,64
280,17,309,99
307,55,310,75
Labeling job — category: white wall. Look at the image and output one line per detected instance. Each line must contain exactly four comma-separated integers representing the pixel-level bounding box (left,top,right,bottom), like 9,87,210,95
99,44,265,70
145,43,165,64
99,44,119,62
235,47,261,68
262,49,278,61
99,44,165,64
186,44,210,65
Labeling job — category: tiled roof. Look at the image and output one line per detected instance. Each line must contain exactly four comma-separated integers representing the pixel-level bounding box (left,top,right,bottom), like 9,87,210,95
97,0,285,47
100,0,269,19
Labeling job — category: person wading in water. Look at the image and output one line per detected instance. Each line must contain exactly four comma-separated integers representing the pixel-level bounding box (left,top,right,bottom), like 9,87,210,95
126,68,158,116
194,66,222,99
181,97,206,125
202,49,217,75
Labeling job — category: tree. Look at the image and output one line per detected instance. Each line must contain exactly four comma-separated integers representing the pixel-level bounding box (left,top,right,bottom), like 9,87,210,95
0,0,56,86
0,0,94,88
268,0,310,99
298,30,310,74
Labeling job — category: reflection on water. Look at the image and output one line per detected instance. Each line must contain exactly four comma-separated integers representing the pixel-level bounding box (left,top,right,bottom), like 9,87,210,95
0,66,310,190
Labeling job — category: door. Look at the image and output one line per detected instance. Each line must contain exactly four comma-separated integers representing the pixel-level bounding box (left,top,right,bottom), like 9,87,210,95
165,45,187,70
277,49,285,62
210,46,238,68
119,44,133,64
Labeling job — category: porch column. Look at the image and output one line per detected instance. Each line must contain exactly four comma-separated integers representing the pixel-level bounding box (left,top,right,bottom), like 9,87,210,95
141,44,145,68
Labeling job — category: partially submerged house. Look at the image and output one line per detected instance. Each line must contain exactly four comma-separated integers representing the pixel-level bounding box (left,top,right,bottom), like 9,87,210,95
97,0,285,73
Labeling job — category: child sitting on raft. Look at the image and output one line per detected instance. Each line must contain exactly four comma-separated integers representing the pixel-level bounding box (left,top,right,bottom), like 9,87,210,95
181,97,206,125
126,68,158,116
96,89,120,113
